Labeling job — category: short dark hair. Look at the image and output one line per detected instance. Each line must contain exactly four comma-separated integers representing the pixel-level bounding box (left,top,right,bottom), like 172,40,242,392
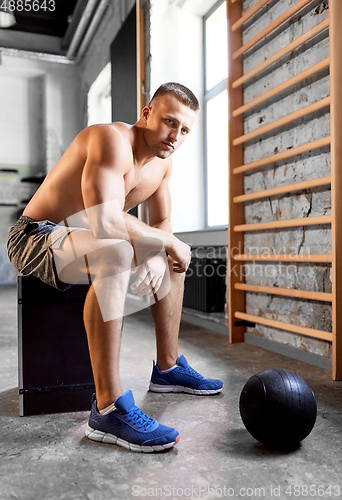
149,82,200,112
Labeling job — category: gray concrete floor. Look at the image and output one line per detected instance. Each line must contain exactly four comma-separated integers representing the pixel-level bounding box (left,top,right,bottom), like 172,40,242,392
0,285,342,500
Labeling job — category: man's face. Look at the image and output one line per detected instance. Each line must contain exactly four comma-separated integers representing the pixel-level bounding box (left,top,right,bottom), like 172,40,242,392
143,94,198,159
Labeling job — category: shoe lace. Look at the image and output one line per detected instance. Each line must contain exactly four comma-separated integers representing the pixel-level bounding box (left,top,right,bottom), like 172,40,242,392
126,406,155,430
183,365,204,379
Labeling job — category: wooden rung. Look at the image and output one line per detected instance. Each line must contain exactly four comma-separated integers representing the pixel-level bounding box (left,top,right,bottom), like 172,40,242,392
234,215,332,232
233,97,330,146
233,18,329,88
232,0,271,31
234,176,331,203
233,0,314,60
235,311,333,342
235,282,333,302
233,58,330,117
233,136,331,174
233,253,332,263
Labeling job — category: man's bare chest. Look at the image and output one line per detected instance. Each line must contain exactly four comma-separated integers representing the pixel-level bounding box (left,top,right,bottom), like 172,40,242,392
123,164,165,212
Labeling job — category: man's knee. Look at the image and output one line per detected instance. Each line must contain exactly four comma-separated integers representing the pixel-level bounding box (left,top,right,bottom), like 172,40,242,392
112,239,134,266
88,239,134,277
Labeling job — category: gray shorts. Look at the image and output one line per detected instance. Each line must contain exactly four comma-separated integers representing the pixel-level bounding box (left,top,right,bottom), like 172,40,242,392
7,215,84,291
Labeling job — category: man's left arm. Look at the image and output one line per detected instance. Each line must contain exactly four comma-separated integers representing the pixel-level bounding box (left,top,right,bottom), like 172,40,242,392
130,163,172,296
131,161,190,295
146,160,173,235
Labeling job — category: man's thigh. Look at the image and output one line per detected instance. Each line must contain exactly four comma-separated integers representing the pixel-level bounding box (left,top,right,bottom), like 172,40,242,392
52,230,131,284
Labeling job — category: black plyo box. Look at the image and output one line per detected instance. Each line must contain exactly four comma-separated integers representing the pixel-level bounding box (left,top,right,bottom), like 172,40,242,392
18,276,94,416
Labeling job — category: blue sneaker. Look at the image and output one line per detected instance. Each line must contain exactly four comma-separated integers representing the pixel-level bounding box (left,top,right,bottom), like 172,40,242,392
149,354,223,395
85,390,180,452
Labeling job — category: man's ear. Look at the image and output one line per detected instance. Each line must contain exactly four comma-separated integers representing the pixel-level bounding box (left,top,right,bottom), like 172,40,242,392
141,106,152,122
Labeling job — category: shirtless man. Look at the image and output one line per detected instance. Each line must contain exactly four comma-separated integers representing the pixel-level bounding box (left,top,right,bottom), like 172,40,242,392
7,82,223,453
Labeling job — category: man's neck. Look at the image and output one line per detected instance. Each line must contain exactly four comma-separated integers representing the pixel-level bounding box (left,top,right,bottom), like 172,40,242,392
131,121,157,168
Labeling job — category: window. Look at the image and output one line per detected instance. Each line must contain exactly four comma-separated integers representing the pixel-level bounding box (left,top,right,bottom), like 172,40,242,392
87,63,112,127
204,0,228,227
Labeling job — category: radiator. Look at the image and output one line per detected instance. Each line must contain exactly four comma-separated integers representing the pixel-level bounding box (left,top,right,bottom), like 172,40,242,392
183,258,226,313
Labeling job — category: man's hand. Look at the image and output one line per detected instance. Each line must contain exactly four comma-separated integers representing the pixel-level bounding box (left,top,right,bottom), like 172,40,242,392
130,253,168,297
167,237,191,273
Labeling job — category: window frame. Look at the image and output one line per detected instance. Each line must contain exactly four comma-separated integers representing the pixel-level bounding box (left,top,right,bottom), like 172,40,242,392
203,0,228,229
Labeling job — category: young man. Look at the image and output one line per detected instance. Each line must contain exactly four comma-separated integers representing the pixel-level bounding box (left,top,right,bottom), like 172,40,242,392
7,82,223,453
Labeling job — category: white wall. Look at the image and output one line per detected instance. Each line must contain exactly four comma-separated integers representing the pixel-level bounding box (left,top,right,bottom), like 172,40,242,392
87,63,112,126
149,0,212,232
0,54,82,172
0,52,82,284
0,73,44,172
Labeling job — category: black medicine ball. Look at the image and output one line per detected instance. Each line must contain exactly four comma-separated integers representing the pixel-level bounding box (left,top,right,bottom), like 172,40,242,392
239,368,317,448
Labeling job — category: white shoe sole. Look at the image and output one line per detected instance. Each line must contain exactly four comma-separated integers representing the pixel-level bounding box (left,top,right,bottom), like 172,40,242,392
149,382,223,395
85,424,179,453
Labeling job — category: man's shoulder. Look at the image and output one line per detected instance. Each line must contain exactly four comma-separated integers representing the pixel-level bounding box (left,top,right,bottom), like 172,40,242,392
85,122,133,146
82,123,134,160
75,123,134,176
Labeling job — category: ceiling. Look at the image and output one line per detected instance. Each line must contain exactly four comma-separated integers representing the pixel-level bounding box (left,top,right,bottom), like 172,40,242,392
7,0,79,38
0,0,94,56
